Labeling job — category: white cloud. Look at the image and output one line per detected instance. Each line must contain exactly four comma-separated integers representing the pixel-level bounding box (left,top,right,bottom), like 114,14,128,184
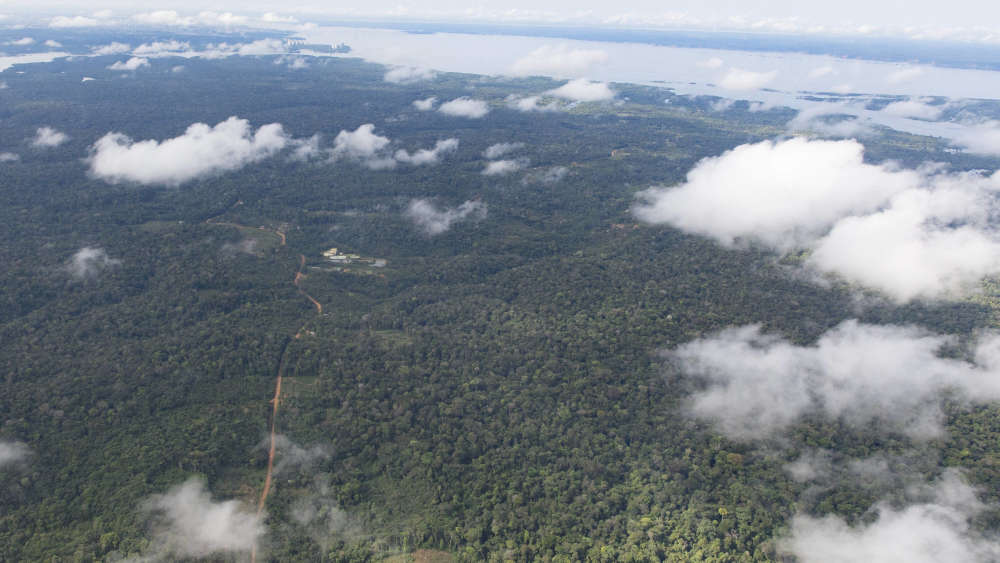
261,12,298,23
132,11,194,26
545,79,615,102
951,121,1000,156
699,57,724,69
32,126,69,148
482,158,528,176
44,40,62,48
92,42,131,55
412,96,437,111
633,138,913,250
5,37,34,46
508,95,561,112
405,199,486,235
882,98,944,120
88,117,289,185
669,320,1000,440
719,67,778,90
788,105,874,138
509,44,608,78
67,247,121,279
394,138,459,166
384,66,436,84
780,471,1000,563
49,16,98,28
141,478,263,560
269,434,330,476
330,123,392,167
108,57,150,71
0,441,30,468
810,171,1000,301
634,137,1000,301
522,166,568,184
438,97,490,118
132,40,191,56
0,152,19,162
483,142,525,159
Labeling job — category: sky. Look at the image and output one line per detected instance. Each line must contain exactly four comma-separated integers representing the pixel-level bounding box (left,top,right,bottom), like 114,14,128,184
5,0,1000,42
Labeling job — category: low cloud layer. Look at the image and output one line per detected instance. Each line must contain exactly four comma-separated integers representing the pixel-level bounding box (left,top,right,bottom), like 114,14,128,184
633,137,1000,301
483,142,525,159
384,66,435,84
438,97,489,118
32,126,69,148
508,95,562,112
89,116,289,185
67,247,121,279
522,166,568,185
0,441,30,468
545,79,615,102
669,320,1000,440
412,96,437,111
394,138,459,166
405,199,486,235
882,98,945,120
780,470,1000,562
108,57,149,71
509,44,608,78
952,121,1000,156
482,158,528,176
330,124,457,169
139,478,263,561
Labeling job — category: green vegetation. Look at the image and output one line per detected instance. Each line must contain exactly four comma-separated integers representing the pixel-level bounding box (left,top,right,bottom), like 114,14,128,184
1,30,998,562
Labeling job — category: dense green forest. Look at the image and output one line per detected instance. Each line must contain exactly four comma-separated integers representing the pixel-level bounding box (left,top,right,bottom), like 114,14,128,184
1,28,999,562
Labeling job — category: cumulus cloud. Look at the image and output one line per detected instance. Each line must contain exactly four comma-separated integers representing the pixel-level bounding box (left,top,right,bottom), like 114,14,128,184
508,95,561,112
719,68,778,90
412,96,437,111
882,98,944,120
92,42,131,55
140,478,263,561
634,137,1000,301
0,441,30,468
438,97,490,118
779,470,1000,562
0,152,19,162
482,158,528,176
5,37,34,46
509,44,608,78
633,138,913,250
545,79,615,102
330,123,394,169
394,138,459,166
49,16,98,28
108,57,149,71
132,40,191,56
67,247,121,279
384,66,436,84
483,142,524,159
522,166,568,185
809,172,1000,301
44,40,62,48
669,320,1000,440
405,199,486,235
32,126,69,148
88,117,289,185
